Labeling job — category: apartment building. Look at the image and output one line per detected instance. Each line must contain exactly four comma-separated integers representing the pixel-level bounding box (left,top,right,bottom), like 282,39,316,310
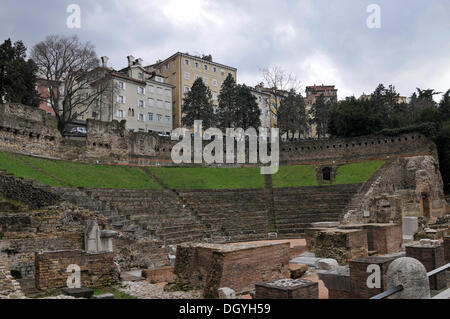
80,56,174,134
36,78,58,116
146,52,237,128
305,85,338,106
360,93,408,104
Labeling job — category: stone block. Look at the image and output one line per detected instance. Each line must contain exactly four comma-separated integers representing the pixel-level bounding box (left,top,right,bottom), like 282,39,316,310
403,217,419,242
444,236,450,263
218,287,236,299
91,293,114,299
142,266,175,283
289,264,308,279
174,242,290,298
62,287,94,299
255,279,318,299
316,258,339,270
405,243,447,290
349,256,395,299
318,266,350,293
314,229,368,265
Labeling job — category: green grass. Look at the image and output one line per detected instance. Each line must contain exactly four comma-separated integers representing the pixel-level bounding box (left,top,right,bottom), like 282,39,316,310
93,287,137,299
0,151,64,186
335,160,385,184
18,155,161,189
0,150,385,190
148,166,265,189
272,165,318,187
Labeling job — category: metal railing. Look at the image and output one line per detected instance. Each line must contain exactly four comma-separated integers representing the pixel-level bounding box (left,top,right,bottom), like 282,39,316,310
370,262,450,299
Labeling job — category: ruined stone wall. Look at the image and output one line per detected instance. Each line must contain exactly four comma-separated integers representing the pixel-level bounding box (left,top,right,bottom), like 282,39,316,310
343,155,447,224
174,242,290,298
0,172,61,209
0,203,106,280
0,259,24,299
0,103,438,166
35,250,118,290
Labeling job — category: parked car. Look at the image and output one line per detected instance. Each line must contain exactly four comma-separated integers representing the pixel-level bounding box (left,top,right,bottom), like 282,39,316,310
64,126,87,136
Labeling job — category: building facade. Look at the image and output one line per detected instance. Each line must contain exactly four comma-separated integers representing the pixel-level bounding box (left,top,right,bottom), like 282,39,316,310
79,56,174,134
305,85,338,106
36,79,57,116
146,52,237,128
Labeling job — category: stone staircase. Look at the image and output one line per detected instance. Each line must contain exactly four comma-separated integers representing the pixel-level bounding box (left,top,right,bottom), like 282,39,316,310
273,184,362,238
85,189,208,245
178,189,269,242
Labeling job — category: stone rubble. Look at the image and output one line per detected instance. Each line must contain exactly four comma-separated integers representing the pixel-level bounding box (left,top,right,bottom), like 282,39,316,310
118,281,203,299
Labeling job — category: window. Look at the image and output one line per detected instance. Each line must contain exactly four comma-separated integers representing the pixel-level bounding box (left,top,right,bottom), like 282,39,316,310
148,113,153,121
139,113,144,121
194,61,199,68
138,87,145,95
165,116,171,124
92,112,98,118
138,73,144,80
184,86,190,94
165,101,171,109
212,79,218,86
165,63,169,70
213,67,217,73
157,114,162,123
116,109,124,118
149,85,155,93
138,100,144,107
157,87,163,95
204,78,209,85
203,64,208,71
184,72,190,80
184,59,189,65
47,99,51,106
157,99,163,108
212,92,218,101
117,95,125,103
117,81,125,89
165,89,171,97
221,69,225,76
194,74,199,80
148,98,155,107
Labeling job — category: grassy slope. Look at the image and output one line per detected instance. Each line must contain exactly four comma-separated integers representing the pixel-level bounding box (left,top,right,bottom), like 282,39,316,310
20,155,161,189
0,151,64,186
0,150,384,190
335,160,385,185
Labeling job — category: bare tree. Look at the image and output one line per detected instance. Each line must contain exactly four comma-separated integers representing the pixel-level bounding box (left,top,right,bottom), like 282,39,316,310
31,35,113,130
261,66,301,127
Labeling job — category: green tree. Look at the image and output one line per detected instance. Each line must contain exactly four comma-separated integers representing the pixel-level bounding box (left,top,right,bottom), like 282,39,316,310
234,84,261,130
217,73,236,128
0,39,40,107
311,94,332,138
278,90,308,139
181,78,215,128
439,90,450,122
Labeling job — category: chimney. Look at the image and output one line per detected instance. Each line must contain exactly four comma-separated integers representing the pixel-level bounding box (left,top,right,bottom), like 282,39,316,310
135,58,143,66
127,55,135,67
101,56,109,68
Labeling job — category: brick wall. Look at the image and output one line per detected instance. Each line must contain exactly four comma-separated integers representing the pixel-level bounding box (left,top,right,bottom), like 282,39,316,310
444,236,450,263
35,250,119,290
174,243,290,298
405,244,446,290
349,256,394,299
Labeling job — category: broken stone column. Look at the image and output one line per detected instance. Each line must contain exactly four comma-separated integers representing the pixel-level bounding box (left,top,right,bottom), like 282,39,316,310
402,217,418,243
85,220,101,253
386,257,430,299
100,230,118,252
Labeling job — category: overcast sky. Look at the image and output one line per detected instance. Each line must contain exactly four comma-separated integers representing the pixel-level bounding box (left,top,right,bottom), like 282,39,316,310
1,0,449,100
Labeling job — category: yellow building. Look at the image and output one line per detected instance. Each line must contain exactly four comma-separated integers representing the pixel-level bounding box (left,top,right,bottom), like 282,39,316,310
146,52,237,128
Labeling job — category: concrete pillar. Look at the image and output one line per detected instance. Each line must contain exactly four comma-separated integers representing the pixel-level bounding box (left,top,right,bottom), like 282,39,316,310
386,257,430,299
